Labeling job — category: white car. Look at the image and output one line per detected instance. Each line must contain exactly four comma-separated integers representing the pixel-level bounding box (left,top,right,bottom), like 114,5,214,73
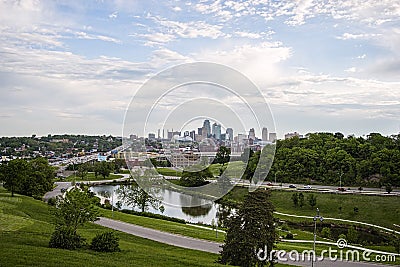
303,185,312,189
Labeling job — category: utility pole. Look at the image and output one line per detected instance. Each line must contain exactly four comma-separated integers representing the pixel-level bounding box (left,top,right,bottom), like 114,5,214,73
312,208,323,267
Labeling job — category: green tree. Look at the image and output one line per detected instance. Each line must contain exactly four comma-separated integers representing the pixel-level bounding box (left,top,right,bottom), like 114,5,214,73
219,190,277,267
214,146,231,166
0,159,28,197
347,226,359,244
51,188,99,233
117,185,160,212
320,227,332,239
385,184,393,194
180,165,213,187
308,194,317,209
76,163,88,180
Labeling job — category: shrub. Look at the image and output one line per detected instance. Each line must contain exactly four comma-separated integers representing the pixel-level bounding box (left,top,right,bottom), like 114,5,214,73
320,227,332,239
90,232,121,252
49,226,85,250
285,232,294,239
47,197,57,206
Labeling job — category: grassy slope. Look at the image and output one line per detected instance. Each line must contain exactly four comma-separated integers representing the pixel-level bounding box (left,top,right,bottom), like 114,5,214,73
0,187,295,267
223,187,400,228
0,187,220,267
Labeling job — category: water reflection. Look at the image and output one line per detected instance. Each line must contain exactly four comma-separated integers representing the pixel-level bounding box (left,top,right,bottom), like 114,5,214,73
90,184,229,224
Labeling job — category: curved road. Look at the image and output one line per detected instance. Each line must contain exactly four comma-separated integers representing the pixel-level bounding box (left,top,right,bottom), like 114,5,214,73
95,217,392,267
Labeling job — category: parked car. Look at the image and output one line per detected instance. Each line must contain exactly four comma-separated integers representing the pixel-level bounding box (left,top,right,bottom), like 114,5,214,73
289,184,296,188
337,187,346,192
266,182,273,186
303,185,312,189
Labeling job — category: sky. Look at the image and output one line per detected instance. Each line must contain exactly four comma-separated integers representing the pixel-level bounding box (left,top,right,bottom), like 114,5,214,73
1,0,399,139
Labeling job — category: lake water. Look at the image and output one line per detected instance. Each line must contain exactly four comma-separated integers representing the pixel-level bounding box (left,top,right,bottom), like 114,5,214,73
89,184,222,224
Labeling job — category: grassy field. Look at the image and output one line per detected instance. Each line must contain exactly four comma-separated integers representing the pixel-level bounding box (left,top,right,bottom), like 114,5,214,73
0,186,296,267
64,172,124,181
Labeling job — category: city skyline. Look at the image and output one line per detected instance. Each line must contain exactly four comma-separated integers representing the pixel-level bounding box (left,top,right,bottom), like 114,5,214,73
0,1,399,138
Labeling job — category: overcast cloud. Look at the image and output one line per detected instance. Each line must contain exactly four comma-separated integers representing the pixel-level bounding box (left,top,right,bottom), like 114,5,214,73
0,0,399,138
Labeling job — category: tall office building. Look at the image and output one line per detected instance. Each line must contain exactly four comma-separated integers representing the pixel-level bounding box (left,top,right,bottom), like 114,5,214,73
269,132,277,142
262,127,268,141
248,128,256,140
226,128,233,141
212,123,221,140
203,120,211,137
198,127,203,136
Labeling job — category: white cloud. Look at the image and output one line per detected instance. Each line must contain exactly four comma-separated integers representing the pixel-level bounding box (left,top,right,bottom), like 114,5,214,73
336,32,381,40
109,11,118,19
344,67,357,73
74,31,122,44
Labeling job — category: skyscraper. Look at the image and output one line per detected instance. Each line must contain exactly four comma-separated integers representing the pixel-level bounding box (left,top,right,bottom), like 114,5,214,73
248,128,255,140
212,123,221,140
262,127,268,141
226,128,233,141
203,120,211,137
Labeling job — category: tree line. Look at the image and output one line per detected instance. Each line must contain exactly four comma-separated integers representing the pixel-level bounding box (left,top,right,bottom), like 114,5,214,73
244,132,400,187
0,157,55,198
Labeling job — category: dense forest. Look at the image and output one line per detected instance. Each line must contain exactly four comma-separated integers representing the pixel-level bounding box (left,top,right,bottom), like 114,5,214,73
262,132,400,187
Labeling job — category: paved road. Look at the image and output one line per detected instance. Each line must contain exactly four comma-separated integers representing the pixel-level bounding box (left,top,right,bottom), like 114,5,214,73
94,217,221,254
94,217,391,267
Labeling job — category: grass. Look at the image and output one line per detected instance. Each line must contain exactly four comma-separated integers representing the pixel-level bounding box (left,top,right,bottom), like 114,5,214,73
156,168,182,177
64,172,124,181
222,187,400,229
101,208,225,243
0,186,295,267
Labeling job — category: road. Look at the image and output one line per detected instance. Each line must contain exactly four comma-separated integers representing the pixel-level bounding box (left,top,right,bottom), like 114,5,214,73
42,173,131,201
95,217,391,267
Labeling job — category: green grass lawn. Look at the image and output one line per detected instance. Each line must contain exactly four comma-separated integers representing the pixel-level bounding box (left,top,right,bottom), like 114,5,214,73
156,168,183,177
0,186,295,267
222,187,400,229
64,172,124,181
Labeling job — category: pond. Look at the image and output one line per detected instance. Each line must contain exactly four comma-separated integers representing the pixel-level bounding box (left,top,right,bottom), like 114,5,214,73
90,184,232,224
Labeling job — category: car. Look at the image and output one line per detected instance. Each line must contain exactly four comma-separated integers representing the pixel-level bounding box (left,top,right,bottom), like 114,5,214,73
303,185,312,189
266,182,273,186
60,188,66,193
337,187,346,192
289,184,296,188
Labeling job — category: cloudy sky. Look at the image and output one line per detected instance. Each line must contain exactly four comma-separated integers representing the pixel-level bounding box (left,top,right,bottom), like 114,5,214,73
1,0,399,138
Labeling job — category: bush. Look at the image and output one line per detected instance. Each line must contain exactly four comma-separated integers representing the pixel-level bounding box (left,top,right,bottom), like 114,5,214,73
320,227,332,239
90,232,121,252
47,197,57,206
49,226,85,250
285,232,294,239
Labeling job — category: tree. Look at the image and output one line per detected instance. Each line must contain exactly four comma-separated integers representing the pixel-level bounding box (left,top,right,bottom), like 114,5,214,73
347,226,359,244
180,165,213,187
0,158,54,197
308,194,317,209
320,227,332,239
214,146,231,166
0,159,28,197
96,161,111,179
298,193,305,208
51,188,99,234
385,184,393,194
291,192,298,207
219,190,277,267
76,163,88,180
117,185,160,212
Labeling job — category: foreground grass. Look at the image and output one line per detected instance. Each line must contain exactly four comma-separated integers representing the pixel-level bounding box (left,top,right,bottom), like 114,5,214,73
0,188,221,267
0,186,295,267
